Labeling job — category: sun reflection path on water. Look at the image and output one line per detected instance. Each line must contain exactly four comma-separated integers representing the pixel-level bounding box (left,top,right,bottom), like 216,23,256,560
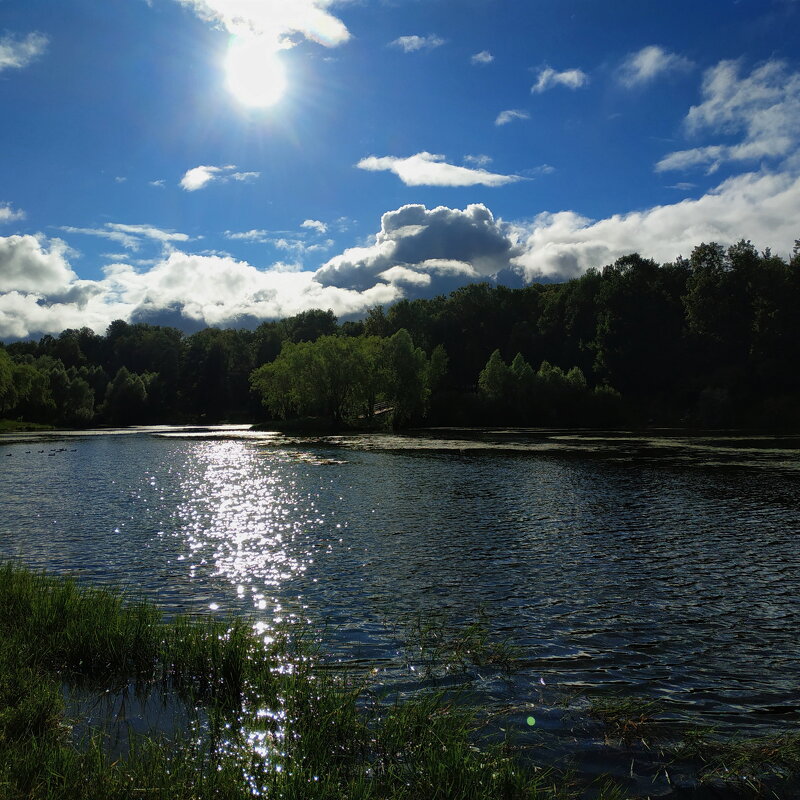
173,441,325,631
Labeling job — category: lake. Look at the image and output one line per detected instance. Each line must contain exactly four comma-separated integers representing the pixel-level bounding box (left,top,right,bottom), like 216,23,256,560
2,426,799,792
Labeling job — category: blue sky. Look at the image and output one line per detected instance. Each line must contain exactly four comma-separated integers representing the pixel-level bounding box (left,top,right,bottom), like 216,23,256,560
1,0,799,338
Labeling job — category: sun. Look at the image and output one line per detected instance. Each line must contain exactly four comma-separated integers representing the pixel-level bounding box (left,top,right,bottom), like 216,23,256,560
225,37,287,108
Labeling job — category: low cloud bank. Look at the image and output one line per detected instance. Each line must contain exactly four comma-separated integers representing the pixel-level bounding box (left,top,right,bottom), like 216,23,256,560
1,170,798,339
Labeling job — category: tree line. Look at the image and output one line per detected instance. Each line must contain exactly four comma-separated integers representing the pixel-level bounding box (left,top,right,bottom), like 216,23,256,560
2,239,799,429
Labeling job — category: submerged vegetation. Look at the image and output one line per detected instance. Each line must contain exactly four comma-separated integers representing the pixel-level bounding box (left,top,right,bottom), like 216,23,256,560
1,563,798,798
672,729,800,794
587,696,667,745
2,238,800,429
0,565,800,800
0,563,598,800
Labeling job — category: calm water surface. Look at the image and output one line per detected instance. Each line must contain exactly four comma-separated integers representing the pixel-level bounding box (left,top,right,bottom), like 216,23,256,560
2,427,799,783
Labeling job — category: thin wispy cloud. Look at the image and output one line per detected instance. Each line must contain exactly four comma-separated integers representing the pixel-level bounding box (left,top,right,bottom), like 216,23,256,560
389,35,445,53
495,109,529,126
0,32,48,73
667,182,697,191
356,152,521,187
225,229,270,242
471,50,494,65
656,59,800,173
180,165,260,191
464,154,493,168
618,45,693,88
225,226,333,255
522,164,556,177
532,66,589,93
59,223,190,251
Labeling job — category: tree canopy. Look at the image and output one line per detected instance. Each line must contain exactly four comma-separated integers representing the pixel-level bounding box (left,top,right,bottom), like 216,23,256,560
2,240,800,429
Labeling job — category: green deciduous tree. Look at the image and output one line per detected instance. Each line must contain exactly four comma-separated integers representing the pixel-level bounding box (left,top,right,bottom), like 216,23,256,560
385,329,429,427
104,367,148,425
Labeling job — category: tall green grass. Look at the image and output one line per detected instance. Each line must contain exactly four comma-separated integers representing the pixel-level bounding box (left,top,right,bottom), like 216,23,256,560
0,563,604,800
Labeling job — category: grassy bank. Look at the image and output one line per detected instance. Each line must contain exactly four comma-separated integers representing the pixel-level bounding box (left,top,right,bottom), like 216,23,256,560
0,563,607,800
0,419,56,433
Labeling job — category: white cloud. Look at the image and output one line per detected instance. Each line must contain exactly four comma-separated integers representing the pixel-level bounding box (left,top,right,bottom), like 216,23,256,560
107,223,191,245
0,203,25,224
471,50,494,65
513,170,800,280
174,0,350,48
4,170,799,339
0,32,48,73
532,66,588,93
180,164,260,190
315,203,519,290
224,228,333,258
657,60,800,173
525,164,556,176
0,245,399,339
356,152,521,187
230,170,260,182
302,219,328,233
149,179,166,188
495,109,529,126
60,226,138,250
0,235,75,294
180,165,222,191
617,45,692,88
464,154,492,168
389,35,445,53
59,223,190,251
225,229,270,242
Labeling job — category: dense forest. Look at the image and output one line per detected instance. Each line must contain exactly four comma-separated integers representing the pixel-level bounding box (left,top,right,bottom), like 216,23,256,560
2,239,799,429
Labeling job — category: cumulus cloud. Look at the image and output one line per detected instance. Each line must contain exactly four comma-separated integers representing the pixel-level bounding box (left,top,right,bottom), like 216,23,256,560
0,32,48,73
0,203,25,223
0,235,76,295
356,152,521,187
471,50,494,65
495,109,529,126
532,66,588,93
657,60,800,173
175,0,350,48
181,166,223,191
180,164,260,191
513,170,800,280
314,204,520,291
59,223,190,251
302,219,328,233
617,45,692,88
389,34,445,53
3,171,799,339
0,245,399,339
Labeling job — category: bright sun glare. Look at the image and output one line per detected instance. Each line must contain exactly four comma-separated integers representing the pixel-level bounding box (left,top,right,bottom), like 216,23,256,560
226,37,287,108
